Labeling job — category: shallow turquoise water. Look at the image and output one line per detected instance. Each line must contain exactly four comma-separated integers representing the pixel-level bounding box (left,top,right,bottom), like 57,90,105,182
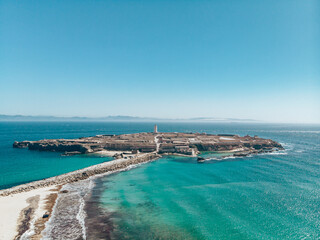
91,124,320,239
0,122,117,189
1,122,320,239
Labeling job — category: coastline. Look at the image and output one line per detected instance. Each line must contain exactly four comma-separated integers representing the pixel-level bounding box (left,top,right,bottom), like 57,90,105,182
0,152,160,197
0,122,316,239
0,136,283,239
0,185,60,240
0,153,160,239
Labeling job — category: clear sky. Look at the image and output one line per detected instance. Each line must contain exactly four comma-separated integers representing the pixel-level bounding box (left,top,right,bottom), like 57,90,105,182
0,0,319,123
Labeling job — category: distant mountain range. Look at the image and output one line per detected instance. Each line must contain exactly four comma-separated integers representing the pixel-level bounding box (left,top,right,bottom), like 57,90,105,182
0,114,257,122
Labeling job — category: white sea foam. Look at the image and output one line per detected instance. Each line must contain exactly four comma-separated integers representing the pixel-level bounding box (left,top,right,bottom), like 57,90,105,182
20,217,37,240
42,180,93,240
41,190,61,239
221,156,237,160
20,223,36,240
76,192,87,239
260,151,288,156
205,156,236,161
41,160,152,239
204,149,289,162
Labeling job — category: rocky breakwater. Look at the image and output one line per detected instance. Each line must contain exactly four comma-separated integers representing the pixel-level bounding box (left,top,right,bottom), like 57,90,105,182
0,152,160,196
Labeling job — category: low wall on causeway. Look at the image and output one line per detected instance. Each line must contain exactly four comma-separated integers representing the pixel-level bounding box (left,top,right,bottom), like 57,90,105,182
0,152,161,197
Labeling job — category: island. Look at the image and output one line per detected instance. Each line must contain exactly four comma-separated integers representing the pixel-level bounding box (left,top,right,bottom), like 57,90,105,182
13,127,283,159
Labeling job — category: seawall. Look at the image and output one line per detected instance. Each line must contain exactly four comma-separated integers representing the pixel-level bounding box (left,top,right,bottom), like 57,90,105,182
0,152,160,197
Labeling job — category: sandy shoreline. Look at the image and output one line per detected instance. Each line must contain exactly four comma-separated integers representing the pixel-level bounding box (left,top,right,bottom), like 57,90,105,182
0,185,60,240
0,152,160,239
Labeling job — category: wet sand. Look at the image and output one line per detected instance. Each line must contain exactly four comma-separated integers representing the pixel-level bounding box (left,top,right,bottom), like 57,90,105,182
0,153,159,239
0,186,60,240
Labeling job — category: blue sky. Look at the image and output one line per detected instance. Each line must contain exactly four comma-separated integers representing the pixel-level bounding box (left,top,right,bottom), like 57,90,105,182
0,0,319,123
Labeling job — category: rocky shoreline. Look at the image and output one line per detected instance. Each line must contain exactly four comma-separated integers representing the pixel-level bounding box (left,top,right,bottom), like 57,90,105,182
13,132,284,157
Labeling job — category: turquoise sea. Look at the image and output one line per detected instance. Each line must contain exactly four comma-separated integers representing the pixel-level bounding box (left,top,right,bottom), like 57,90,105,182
1,122,320,239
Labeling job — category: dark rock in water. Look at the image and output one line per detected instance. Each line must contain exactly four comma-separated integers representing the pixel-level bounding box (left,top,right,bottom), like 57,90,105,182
233,152,250,157
264,149,273,153
113,153,123,159
13,141,31,148
62,151,82,156
42,211,50,218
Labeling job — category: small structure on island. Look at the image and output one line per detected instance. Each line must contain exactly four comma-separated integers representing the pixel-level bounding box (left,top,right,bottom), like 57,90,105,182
154,124,158,133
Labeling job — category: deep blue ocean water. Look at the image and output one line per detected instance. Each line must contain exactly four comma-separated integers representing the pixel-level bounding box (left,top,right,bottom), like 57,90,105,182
1,122,320,239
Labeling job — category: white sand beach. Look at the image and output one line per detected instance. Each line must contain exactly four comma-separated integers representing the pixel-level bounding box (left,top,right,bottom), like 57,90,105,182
0,186,58,240
0,153,159,240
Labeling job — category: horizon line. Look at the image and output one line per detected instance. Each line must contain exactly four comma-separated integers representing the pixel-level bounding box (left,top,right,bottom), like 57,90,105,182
0,114,319,125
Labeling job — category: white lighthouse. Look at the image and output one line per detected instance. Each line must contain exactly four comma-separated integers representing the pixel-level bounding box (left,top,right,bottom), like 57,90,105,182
154,124,158,133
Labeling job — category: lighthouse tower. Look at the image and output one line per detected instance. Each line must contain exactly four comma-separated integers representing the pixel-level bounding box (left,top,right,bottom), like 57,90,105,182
154,124,158,133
